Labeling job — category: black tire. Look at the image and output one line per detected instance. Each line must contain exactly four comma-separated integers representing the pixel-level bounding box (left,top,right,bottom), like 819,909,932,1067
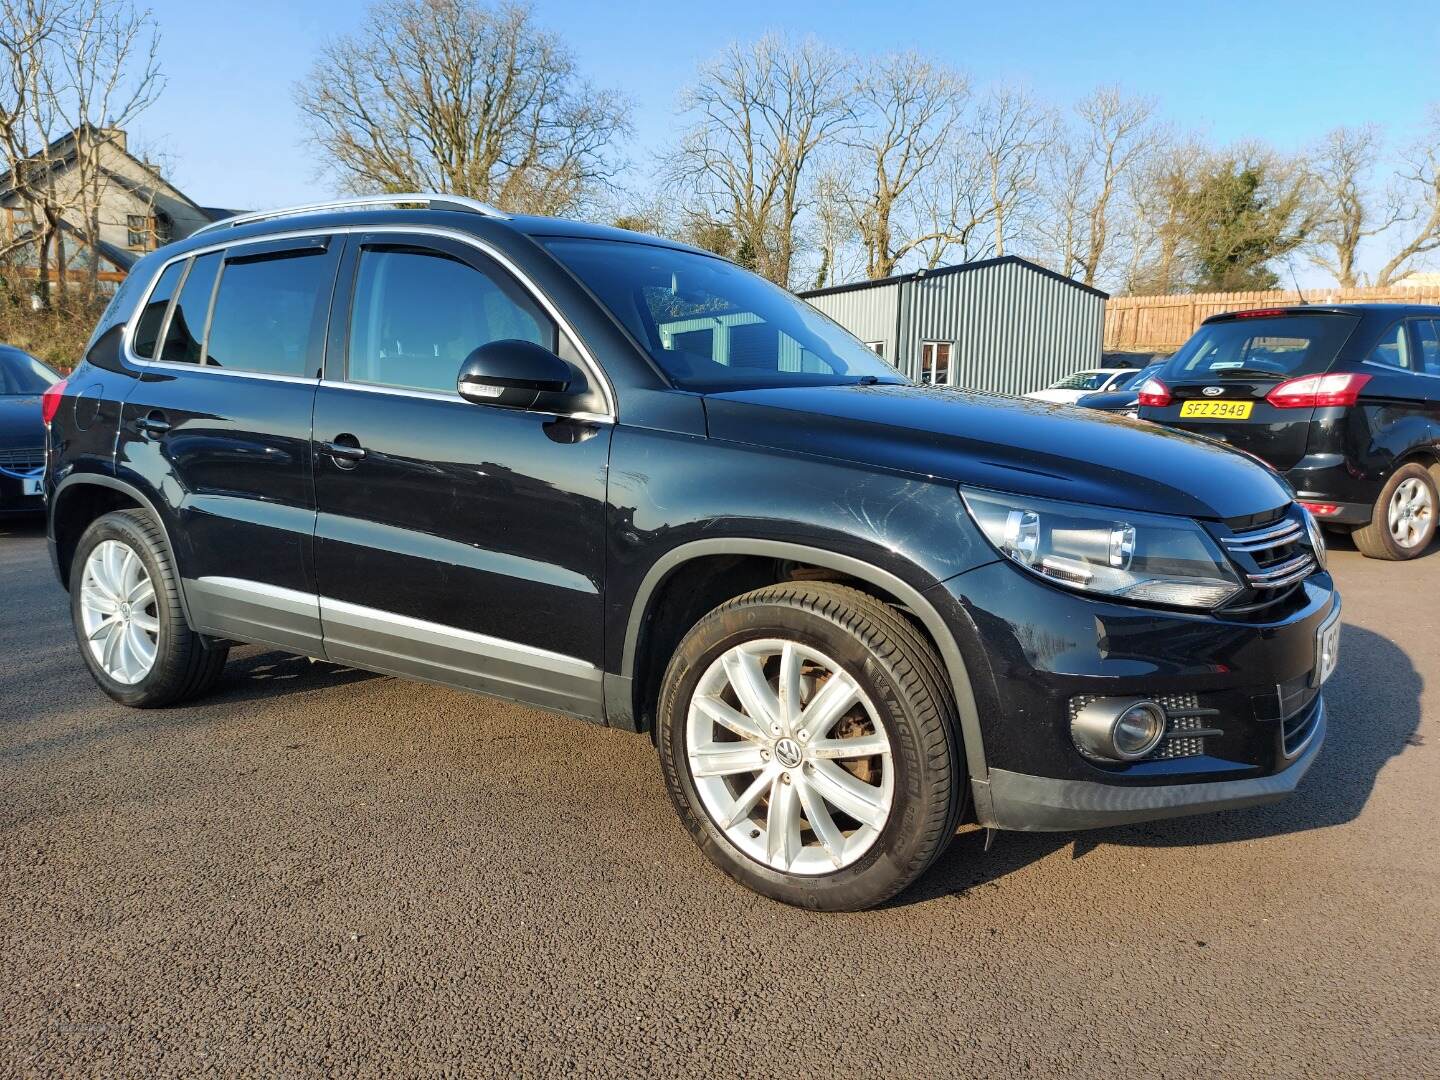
1351,462,1437,561
68,509,229,707
657,582,965,911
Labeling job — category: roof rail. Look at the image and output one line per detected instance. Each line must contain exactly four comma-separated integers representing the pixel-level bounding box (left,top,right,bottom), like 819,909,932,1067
192,193,510,236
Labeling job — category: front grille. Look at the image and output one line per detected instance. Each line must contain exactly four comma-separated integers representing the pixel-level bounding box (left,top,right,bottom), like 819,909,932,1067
1220,516,1316,592
1282,700,1321,757
1068,692,1221,761
0,446,44,471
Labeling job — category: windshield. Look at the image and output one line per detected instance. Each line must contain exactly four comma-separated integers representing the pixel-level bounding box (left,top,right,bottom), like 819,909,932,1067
0,349,59,394
542,238,907,391
1050,371,1112,392
1164,314,1359,381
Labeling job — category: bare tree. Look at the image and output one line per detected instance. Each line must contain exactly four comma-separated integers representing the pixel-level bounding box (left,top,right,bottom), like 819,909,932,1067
835,52,969,279
1045,87,1158,287
665,34,854,288
0,0,161,311
1374,104,1440,286
970,84,1054,258
1307,125,1400,287
295,0,628,216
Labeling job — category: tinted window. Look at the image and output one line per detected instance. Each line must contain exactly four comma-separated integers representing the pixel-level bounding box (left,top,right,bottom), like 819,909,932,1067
1166,315,1359,381
1051,371,1110,392
0,349,59,394
347,248,551,393
1366,322,1411,370
206,250,333,376
159,252,221,364
543,238,903,391
132,261,184,359
1410,320,1440,375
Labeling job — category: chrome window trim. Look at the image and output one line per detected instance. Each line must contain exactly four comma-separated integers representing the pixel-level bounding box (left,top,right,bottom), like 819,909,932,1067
316,378,614,423
1361,358,1440,381
121,224,619,420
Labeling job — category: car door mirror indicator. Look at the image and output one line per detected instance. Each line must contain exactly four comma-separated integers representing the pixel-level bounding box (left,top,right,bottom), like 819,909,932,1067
457,339,578,411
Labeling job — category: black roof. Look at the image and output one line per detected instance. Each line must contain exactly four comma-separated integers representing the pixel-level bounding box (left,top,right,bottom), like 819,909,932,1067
1204,303,1440,322
798,255,1110,301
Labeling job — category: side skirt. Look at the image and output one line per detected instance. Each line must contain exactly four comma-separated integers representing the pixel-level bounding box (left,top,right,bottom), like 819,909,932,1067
183,575,604,721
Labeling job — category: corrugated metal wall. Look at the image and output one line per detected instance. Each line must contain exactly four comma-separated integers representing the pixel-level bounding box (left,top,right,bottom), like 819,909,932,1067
806,260,1105,395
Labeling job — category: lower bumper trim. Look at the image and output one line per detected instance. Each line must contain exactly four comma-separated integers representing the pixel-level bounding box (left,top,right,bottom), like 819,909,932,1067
984,700,1326,832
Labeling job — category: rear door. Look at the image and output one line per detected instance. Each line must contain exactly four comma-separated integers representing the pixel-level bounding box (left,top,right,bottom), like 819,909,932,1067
310,231,612,720
117,235,340,654
1140,311,1360,470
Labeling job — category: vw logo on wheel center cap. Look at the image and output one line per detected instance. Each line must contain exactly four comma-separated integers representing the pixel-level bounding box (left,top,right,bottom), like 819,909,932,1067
774,738,803,768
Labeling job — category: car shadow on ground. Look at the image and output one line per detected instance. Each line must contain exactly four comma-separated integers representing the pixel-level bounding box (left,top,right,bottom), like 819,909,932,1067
206,648,380,706
894,622,1423,907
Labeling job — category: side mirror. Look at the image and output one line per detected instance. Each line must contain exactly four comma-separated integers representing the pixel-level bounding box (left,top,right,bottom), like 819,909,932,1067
456,339,576,410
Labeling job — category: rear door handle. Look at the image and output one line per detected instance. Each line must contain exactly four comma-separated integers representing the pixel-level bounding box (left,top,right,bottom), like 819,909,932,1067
134,411,170,435
324,435,367,462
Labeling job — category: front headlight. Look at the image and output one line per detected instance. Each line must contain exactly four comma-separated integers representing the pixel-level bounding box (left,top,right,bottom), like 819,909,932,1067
961,487,1245,610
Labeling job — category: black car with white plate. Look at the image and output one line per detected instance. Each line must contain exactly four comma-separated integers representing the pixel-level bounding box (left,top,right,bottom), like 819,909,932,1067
0,345,61,514
43,196,1339,910
1138,305,1440,560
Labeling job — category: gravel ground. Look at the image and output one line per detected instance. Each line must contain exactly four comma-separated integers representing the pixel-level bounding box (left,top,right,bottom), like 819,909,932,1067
2,516,1437,1078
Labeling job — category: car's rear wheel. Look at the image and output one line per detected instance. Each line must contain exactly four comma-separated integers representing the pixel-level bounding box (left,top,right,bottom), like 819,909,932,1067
656,582,964,911
70,509,229,707
1352,463,1437,560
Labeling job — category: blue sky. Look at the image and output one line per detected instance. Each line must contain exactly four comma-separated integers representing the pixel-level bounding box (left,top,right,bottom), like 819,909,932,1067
142,0,1440,277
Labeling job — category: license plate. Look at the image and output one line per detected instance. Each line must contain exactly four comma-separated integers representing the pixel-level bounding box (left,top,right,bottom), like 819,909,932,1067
1313,609,1341,687
22,477,41,496
1180,400,1254,420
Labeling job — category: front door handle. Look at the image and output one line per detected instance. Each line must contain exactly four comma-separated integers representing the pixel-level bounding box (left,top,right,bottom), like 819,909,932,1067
134,411,170,436
324,434,367,463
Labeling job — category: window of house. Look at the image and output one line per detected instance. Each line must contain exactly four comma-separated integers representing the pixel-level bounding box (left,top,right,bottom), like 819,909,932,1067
864,341,885,357
205,248,333,377
346,247,551,394
920,341,952,385
126,212,170,251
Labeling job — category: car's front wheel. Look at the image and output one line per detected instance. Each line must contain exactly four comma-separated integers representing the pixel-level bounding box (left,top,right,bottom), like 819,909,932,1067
69,509,229,707
1352,462,1437,560
657,582,964,911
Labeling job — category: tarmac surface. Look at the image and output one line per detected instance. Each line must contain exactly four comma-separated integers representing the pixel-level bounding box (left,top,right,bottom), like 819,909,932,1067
2,516,1437,1077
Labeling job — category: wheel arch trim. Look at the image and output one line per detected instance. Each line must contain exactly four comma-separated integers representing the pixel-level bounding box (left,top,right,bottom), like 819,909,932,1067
619,538,989,784
50,473,196,629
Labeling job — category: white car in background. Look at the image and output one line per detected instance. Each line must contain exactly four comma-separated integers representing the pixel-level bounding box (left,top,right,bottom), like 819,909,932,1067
1026,367,1142,405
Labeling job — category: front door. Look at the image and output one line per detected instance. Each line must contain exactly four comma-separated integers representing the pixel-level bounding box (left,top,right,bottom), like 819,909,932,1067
311,232,612,720
117,235,339,655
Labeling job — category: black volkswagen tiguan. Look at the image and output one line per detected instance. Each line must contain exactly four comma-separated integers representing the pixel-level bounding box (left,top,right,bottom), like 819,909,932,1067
1138,305,1440,560
43,196,1339,910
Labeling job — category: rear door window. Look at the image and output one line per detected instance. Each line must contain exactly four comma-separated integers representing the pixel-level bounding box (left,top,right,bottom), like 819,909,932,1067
206,247,335,377
1167,315,1359,382
1410,320,1440,376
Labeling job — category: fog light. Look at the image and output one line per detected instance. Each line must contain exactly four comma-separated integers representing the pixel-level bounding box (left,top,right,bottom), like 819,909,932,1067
1071,697,1167,762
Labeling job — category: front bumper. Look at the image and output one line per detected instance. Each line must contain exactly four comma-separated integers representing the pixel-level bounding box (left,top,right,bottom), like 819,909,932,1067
985,698,1325,830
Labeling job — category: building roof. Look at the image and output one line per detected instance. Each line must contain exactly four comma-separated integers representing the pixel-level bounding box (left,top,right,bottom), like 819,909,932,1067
799,254,1110,301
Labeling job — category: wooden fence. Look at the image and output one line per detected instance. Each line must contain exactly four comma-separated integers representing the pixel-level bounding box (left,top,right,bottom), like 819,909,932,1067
1104,286,1440,353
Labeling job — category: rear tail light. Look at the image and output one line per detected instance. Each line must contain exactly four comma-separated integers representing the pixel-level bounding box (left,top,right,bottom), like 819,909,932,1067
41,377,69,425
1136,377,1171,407
1299,501,1341,517
1265,372,1371,409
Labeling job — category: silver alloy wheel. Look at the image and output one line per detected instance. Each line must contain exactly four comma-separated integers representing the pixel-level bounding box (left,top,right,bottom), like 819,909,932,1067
685,638,894,875
79,539,159,685
1388,477,1434,549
